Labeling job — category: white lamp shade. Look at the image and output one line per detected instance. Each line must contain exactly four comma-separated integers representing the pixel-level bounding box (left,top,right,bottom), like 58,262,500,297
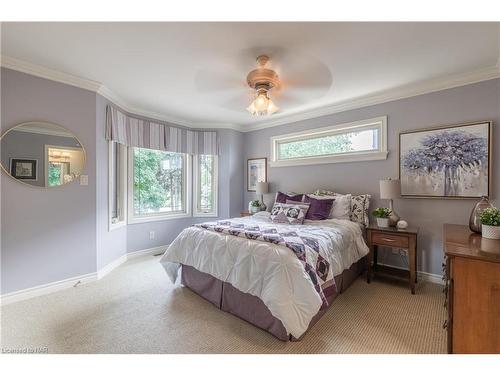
379,179,401,199
256,181,269,195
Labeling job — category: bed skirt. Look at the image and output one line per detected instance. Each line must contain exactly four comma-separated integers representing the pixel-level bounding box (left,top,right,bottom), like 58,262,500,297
180,256,367,341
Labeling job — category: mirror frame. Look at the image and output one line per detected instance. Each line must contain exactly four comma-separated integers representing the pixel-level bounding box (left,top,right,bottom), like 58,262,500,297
0,121,87,189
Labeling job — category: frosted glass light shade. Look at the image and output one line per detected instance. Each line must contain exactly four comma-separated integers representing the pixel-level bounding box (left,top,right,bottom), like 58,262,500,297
380,179,401,199
256,181,269,194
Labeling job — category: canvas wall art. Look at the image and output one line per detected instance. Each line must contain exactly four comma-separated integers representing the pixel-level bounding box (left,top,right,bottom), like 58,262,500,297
399,121,491,198
247,157,267,191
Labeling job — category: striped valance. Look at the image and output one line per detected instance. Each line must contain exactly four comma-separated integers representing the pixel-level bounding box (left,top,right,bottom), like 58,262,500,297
105,106,219,155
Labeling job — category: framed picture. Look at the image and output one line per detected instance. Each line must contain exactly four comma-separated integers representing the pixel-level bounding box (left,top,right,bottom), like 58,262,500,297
399,121,492,199
247,157,267,191
10,158,38,180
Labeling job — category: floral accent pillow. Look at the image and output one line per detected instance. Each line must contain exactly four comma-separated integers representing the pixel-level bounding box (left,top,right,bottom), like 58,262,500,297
314,189,371,226
270,202,309,225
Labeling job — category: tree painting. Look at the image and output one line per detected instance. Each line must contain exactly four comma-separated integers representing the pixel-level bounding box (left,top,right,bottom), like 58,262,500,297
400,122,490,197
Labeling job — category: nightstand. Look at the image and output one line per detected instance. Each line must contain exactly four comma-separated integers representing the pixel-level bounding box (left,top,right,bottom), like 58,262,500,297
366,224,419,294
240,211,253,217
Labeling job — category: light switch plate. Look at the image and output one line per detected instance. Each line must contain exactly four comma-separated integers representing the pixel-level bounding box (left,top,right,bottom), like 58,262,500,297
80,175,89,186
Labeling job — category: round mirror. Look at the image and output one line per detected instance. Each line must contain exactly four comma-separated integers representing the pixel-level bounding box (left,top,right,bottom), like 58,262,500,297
1,122,86,188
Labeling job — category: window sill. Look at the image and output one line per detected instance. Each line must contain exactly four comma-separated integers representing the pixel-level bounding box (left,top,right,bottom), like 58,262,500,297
193,211,218,218
269,150,388,167
127,212,192,225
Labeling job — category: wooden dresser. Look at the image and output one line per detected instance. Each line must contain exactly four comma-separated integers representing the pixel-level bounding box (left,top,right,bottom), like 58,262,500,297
443,224,500,354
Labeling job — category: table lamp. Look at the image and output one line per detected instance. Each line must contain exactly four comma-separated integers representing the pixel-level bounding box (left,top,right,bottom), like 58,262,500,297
379,178,401,226
256,182,269,211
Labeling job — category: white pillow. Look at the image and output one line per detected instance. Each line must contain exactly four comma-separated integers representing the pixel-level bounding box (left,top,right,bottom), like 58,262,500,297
307,193,351,220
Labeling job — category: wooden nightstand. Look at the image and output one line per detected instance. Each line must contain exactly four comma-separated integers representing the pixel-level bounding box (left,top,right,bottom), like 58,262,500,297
240,211,253,217
366,224,419,294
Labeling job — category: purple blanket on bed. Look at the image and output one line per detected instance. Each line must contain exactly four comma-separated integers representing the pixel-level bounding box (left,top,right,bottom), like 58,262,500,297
195,220,335,305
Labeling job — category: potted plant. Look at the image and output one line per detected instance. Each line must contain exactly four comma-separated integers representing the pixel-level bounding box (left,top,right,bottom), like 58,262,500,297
479,207,500,239
250,200,262,214
372,208,392,227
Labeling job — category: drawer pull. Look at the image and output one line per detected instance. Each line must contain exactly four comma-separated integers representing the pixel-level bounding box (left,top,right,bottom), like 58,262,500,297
381,237,396,242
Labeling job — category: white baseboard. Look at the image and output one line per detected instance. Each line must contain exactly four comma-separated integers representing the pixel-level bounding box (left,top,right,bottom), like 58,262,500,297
97,254,128,279
0,272,97,306
127,245,166,259
0,244,169,306
376,262,444,285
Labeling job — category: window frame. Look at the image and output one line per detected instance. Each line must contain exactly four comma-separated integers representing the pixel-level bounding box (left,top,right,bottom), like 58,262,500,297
127,147,192,224
108,141,127,231
269,116,388,167
193,154,218,217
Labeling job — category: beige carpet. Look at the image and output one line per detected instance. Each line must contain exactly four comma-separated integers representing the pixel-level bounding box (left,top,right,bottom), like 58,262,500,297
1,254,446,354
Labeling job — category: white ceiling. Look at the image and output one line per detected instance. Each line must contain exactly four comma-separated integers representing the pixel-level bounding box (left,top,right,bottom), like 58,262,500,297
2,22,499,130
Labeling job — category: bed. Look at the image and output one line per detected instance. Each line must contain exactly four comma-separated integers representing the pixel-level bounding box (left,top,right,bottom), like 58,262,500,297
160,207,370,341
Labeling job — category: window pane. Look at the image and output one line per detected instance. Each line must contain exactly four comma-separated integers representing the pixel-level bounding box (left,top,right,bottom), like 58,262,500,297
48,162,62,186
111,142,118,219
278,128,379,160
198,155,214,212
133,148,184,216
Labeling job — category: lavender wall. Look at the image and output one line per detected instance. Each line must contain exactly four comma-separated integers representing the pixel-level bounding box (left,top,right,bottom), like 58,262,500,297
1,68,245,294
243,79,500,276
95,94,127,269
1,68,97,294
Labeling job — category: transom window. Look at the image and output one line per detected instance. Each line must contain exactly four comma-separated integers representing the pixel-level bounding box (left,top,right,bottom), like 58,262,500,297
270,116,387,167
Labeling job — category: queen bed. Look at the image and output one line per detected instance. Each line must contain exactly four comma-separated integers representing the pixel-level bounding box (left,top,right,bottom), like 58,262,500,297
160,190,371,341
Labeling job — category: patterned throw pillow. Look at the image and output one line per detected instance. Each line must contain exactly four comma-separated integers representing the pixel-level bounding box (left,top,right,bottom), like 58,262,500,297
314,189,371,226
270,202,309,225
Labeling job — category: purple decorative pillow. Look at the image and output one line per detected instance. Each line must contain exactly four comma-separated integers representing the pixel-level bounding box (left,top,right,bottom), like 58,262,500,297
275,191,304,204
303,195,335,220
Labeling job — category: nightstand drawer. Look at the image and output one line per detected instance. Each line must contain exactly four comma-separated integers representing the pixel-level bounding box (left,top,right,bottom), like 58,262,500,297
372,232,409,248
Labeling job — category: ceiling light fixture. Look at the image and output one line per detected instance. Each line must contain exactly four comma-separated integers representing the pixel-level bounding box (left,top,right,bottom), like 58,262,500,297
246,55,279,116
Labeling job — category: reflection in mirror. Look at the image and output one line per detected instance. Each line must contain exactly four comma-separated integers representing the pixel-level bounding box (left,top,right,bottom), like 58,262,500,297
1,122,86,187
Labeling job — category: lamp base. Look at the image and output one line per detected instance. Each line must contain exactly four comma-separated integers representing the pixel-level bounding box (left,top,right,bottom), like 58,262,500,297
260,194,267,211
388,200,400,227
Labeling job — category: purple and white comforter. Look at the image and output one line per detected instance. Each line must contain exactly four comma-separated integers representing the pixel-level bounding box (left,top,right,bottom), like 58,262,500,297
160,212,369,338
196,220,334,306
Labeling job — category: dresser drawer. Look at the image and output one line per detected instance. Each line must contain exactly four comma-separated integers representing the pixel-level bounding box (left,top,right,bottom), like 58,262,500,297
371,232,409,248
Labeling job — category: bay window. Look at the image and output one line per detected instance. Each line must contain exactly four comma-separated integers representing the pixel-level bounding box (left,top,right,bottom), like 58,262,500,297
109,141,127,230
128,147,191,223
194,154,218,216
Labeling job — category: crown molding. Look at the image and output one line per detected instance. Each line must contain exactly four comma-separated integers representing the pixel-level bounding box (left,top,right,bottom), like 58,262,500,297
1,55,102,92
10,124,75,138
1,55,243,132
2,55,499,134
243,64,500,132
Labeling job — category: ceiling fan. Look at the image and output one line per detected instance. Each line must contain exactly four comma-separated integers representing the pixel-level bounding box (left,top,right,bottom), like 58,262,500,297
194,48,333,118
246,55,280,116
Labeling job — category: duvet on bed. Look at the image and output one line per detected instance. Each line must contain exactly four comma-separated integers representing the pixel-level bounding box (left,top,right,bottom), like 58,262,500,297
159,212,369,338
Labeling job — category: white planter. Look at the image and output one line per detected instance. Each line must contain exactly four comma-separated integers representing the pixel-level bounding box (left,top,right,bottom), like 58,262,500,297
250,205,260,214
481,224,500,240
376,218,390,227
